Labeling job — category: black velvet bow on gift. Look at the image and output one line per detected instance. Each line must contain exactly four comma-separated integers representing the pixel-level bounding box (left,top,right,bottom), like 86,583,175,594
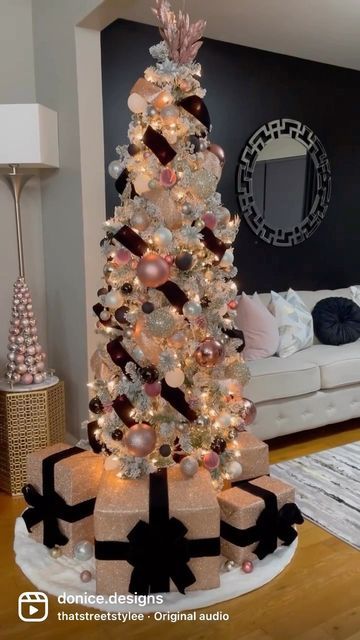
95,468,220,595
125,517,195,594
22,447,96,549
254,501,304,560
220,480,304,560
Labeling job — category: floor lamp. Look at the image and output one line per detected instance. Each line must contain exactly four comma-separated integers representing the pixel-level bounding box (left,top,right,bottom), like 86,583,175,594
0,103,59,387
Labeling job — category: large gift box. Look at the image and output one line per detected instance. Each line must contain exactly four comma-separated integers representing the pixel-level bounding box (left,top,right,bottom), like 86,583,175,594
230,432,269,481
218,475,303,564
22,443,104,556
95,466,220,595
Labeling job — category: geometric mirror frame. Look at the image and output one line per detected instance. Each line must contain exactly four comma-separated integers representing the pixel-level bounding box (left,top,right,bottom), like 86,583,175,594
236,118,332,247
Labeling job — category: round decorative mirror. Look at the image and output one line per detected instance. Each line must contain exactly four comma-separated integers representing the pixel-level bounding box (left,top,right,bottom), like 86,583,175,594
236,119,331,246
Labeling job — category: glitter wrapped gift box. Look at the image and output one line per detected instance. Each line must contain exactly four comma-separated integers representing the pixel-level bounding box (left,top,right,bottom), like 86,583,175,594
95,466,220,595
231,432,269,481
22,443,104,557
218,475,303,565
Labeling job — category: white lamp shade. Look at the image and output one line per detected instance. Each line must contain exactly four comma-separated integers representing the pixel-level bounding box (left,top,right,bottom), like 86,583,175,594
0,104,59,168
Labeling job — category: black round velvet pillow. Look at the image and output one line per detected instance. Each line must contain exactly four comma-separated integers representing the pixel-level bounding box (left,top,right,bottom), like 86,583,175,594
312,297,360,345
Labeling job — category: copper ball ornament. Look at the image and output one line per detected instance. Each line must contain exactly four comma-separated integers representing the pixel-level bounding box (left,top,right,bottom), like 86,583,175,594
123,423,157,457
242,398,257,426
208,143,226,167
194,338,225,367
136,253,170,288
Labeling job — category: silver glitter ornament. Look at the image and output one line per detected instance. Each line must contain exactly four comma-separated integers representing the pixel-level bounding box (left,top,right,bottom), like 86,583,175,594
74,540,94,561
145,308,176,338
180,456,199,477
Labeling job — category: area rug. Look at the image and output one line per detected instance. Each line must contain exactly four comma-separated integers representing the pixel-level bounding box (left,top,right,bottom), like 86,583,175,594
271,441,360,549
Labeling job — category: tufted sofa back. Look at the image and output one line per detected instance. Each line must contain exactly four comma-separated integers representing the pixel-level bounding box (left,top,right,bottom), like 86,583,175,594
256,286,358,312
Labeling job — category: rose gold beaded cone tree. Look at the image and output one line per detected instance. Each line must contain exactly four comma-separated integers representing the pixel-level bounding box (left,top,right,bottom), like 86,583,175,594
3,166,47,386
88,0,257,489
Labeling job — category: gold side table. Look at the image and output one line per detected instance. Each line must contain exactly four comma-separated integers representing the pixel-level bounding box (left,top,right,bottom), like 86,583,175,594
0,377,65,495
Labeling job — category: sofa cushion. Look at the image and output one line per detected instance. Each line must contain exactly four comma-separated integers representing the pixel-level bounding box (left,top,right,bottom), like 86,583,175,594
246,356,320,403
269,289,313,358
312,297,360,345
292,342,360,389
236,292,279,361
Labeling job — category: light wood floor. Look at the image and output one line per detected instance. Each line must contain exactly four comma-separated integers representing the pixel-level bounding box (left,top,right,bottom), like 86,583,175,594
1,421,359,640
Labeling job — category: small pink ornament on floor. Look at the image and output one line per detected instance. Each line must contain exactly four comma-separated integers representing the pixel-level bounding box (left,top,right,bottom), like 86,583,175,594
242,560,254,574
80,570,92,583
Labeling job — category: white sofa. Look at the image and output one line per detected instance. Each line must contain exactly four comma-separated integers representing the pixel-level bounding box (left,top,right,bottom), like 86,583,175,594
245,287,360,441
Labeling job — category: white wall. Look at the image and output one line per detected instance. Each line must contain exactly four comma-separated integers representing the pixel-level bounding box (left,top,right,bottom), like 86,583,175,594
31,0,103,437
0,0,47,376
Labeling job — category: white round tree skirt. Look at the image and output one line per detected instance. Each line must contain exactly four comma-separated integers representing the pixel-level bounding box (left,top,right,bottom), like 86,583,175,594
14,518,297,613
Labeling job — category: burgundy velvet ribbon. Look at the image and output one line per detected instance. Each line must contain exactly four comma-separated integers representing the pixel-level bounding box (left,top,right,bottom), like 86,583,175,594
143,126,177,166
178,96,211,131
112,394,136,427
200,226,228,261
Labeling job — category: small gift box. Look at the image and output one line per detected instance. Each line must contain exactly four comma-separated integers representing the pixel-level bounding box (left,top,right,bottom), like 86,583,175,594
231,432,269,481
22,443,104,556
218,475,303,564
95,466,220,595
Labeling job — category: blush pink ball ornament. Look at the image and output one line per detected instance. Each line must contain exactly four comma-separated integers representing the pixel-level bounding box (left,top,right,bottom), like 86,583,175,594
116,248,131,264
136,253,170,288
144,381,161,397
123,423,157,457
242,398,257,426
202,212,217,230
159,167,177,188
203,451,220,470
21,373,33,385
241,560,254,574
33,373,44,384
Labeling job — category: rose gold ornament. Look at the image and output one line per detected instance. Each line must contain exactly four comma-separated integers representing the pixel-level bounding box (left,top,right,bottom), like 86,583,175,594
136,253,170,287
208,143,226,167
123,423,157,457
203,451,220,470
152,90,173,110
242,398,257,426
144,381,161,397
194,338,225,367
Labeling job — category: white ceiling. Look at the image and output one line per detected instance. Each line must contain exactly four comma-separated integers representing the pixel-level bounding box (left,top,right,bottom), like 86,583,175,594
85,0,360,71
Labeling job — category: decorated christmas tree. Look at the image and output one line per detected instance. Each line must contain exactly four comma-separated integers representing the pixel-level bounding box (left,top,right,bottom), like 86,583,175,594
89,0,256,488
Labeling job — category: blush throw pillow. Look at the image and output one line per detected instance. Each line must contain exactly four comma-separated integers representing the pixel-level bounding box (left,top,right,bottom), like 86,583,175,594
236,292,279,361
269,288,313,358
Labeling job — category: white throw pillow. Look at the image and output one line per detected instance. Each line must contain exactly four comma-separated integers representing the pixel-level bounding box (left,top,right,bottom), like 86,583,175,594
269,288,313,358
350,285,360,307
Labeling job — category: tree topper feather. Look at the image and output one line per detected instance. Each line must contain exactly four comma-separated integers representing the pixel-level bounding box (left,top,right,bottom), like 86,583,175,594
152,0,206,64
